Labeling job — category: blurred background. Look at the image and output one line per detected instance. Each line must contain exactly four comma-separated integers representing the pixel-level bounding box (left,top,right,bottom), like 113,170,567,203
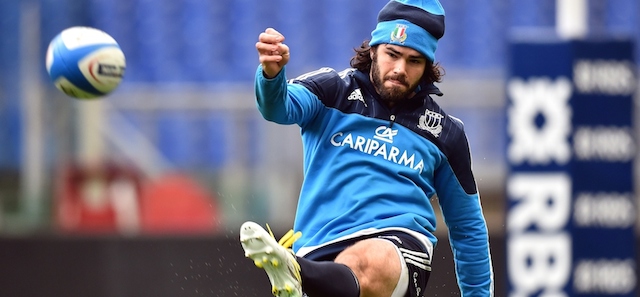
0,0,639,296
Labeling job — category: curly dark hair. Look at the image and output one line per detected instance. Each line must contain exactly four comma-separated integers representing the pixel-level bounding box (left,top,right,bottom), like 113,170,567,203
350,40,444,85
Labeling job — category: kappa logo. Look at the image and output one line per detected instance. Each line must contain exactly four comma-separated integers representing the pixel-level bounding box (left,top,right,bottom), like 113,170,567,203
417,109,444,137
374,125,398,143
347,88,367,107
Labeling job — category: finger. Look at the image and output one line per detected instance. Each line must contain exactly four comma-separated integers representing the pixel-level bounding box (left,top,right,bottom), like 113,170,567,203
259,54,284,64
259,30,284,45
258,32,281,45
264,28,285,41
278,44,290,64
256,42,289,58
255,41,281,55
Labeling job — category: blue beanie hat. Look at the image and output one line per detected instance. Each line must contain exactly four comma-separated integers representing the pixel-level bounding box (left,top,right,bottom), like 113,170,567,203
369,0,445,62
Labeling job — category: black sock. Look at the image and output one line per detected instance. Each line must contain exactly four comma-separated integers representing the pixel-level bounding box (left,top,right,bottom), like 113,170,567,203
296,257,360,297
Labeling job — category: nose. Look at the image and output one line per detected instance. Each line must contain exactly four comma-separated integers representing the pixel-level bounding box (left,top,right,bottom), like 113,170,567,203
393,60,406,74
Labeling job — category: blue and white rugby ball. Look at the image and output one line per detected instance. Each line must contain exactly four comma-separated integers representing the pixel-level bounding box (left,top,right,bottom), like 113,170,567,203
46,26,126,99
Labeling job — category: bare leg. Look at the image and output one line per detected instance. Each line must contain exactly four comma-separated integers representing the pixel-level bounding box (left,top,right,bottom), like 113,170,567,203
334,239,403,297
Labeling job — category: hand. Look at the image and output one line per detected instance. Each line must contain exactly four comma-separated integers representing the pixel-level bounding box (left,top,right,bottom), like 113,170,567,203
256,28,290,79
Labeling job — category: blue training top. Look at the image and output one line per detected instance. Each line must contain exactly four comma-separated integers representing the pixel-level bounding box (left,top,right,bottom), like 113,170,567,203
254,65,493,297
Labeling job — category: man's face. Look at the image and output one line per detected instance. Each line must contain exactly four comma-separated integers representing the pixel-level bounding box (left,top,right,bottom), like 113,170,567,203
370,44,427,106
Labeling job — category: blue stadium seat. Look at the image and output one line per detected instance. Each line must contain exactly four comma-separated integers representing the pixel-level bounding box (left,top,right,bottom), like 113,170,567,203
244,116,262,168
462,0,504,69
157,112,193,168
273,0,315,76
509,0,552,28
603,0,639,38
182,0,233,82
132,0,181,82
229,0,269,82
203,113,229,169
0,0,22,168
321,0,356,69
437,1,463,68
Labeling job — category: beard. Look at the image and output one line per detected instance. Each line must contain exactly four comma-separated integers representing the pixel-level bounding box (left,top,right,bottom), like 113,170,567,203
370,55,420,106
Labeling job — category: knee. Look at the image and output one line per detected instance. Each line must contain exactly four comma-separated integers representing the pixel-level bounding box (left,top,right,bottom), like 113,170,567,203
335,239,402,297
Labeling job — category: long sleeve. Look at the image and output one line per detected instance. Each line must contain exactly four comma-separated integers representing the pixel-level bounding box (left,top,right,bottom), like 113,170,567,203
254,65,323,126
435,154,493,296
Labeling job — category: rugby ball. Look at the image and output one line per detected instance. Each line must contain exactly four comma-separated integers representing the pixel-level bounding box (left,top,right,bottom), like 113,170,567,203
46,26,126,99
